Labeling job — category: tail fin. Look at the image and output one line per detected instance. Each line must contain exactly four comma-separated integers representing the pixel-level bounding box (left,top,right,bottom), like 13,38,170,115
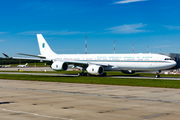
37,34,57,57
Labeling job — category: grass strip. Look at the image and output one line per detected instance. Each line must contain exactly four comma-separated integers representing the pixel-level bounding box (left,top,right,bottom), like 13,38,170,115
1,70,180,78
0,74,180,89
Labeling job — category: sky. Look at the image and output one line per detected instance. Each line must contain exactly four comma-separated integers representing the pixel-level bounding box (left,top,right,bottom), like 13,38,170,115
0,0,180,57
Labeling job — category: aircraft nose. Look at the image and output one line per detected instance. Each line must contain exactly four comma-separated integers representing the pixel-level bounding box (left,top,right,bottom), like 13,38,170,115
172,60,177,66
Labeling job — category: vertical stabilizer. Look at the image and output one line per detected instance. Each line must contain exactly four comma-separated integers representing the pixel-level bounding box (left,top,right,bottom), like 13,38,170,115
37,34,57,57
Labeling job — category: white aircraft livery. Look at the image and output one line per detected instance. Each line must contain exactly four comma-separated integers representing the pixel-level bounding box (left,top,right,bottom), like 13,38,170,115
12,34,176,78
0,64,11,68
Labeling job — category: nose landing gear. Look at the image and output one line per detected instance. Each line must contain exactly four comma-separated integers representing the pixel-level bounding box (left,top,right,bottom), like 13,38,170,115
155,70,161,78
155,74,160,78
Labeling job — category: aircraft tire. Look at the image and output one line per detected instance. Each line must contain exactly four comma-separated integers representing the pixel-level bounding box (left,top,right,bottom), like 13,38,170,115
102,72,107,76
78,72,81,76
155,74,160,78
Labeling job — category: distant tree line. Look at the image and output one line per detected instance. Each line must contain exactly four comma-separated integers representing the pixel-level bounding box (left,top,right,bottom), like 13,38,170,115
0,58,40,65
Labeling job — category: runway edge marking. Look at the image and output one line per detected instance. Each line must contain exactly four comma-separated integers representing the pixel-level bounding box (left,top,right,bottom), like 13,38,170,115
0,108,73,120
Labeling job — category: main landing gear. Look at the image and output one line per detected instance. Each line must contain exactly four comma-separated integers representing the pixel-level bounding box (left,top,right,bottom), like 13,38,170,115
77,68,88,76
78,72,107,76
155,70,161,78
77,72,88,76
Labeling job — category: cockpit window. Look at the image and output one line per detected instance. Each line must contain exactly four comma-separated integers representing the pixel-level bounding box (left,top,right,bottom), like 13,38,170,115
164,58,173,60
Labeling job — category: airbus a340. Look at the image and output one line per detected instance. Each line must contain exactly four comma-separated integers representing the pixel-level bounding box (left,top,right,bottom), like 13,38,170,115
6,34,176,78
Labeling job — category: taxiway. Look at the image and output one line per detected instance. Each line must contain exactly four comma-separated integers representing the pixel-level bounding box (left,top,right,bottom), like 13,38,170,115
0,79,180,120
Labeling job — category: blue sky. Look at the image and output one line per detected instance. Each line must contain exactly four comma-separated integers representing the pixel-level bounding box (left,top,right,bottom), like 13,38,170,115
0,0,180,57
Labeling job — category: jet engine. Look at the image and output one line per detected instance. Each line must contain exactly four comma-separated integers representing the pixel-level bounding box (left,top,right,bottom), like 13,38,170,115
51,61,68,71
86,65,104,75
121,70,135,74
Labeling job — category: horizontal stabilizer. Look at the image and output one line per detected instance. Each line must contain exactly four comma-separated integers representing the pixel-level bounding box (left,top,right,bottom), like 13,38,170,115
2,53,11,58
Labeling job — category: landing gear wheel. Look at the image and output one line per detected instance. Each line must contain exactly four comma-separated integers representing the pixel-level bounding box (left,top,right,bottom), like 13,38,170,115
78,72,81,76
155,74,160,78
78,72,87,76
102,72,107,76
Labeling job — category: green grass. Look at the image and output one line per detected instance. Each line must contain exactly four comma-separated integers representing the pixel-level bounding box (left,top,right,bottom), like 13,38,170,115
0,73,180,89
2,70,180,78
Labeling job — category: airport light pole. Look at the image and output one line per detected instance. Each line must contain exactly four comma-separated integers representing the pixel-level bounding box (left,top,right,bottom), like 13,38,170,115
85,36,87,54
147,45,149,53
114,40,115,54
132,43,134,53
19,59,21,65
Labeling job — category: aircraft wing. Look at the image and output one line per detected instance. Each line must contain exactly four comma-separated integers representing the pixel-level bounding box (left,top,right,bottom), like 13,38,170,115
3,53,113,67
2,53,51,61
65,61,113,67
17,53,46,59
12,57,52,61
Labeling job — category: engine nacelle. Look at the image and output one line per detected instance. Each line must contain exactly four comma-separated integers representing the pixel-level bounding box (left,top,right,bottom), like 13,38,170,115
122,70,135,74
51,61,68,71
86,65,104,75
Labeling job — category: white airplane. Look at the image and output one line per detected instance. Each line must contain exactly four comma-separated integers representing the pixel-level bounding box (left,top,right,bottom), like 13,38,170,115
17,63,28,67
0,64,11,68
11,34,176,78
